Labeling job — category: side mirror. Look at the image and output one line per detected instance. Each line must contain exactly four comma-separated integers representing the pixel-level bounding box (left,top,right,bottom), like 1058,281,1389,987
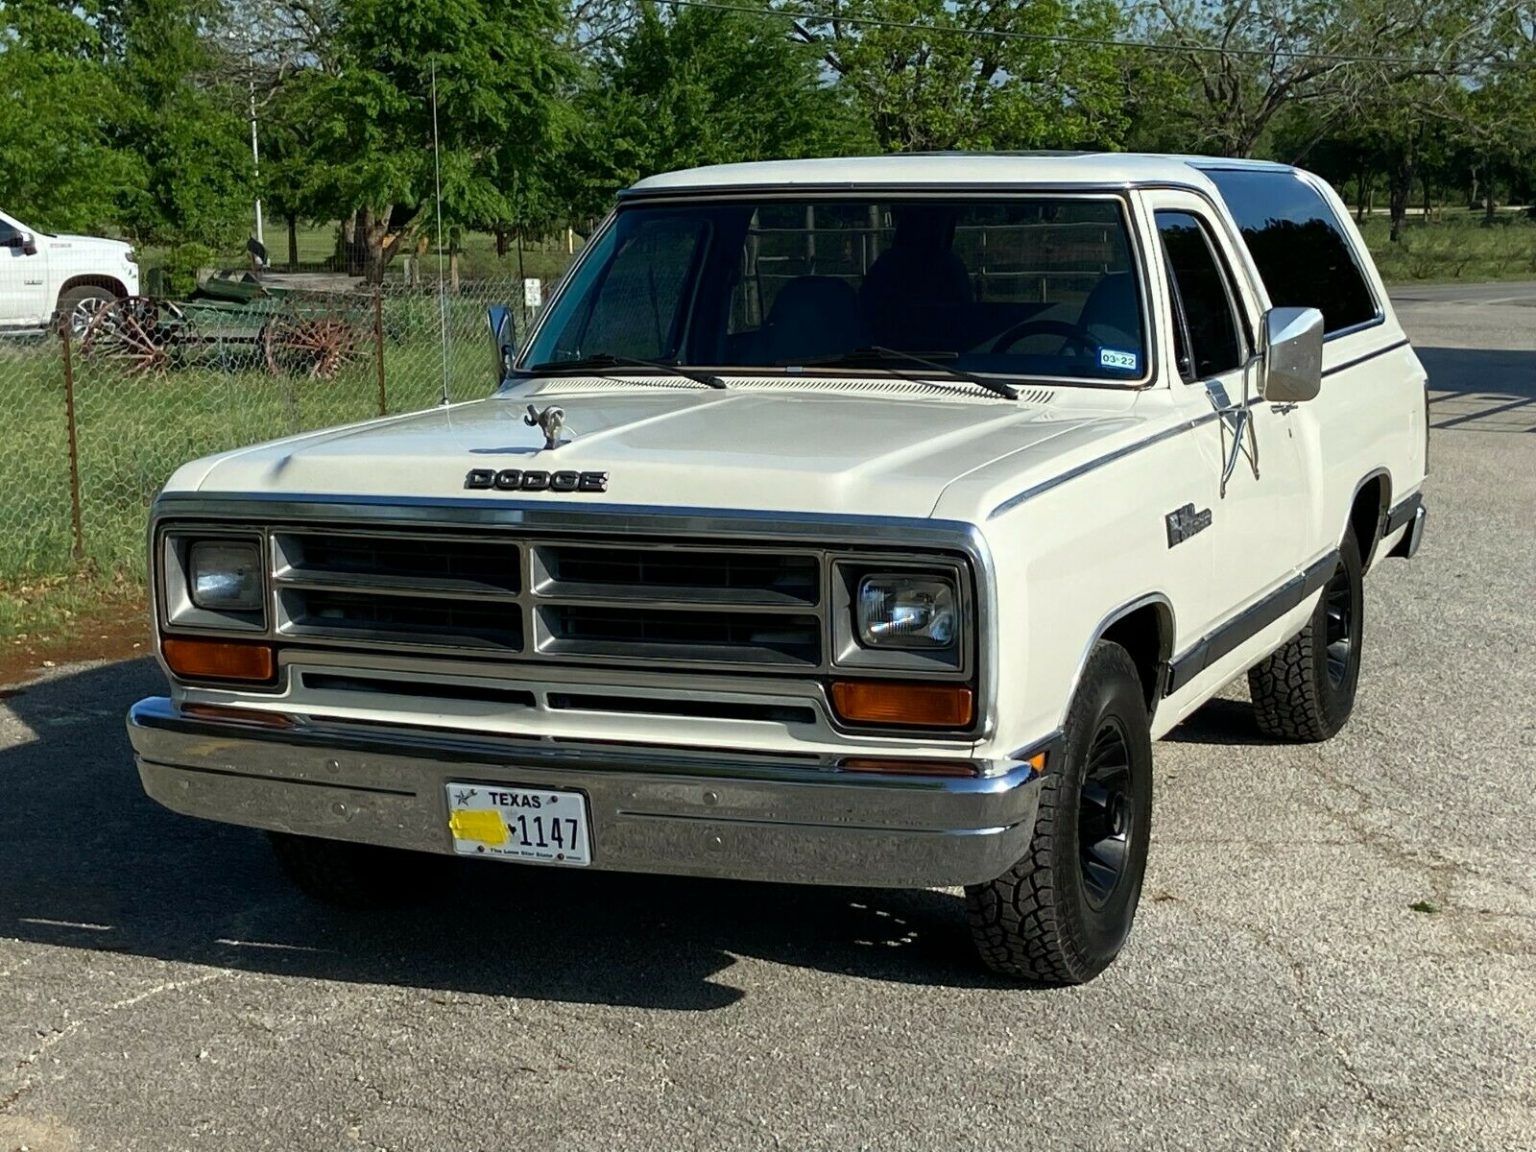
20,232,37,256
1260,306,1324,403
486,305,516,385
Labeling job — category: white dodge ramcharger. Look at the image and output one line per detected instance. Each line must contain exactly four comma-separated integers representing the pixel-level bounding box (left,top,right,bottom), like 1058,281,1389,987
127,154,1428,983
0,208,138,333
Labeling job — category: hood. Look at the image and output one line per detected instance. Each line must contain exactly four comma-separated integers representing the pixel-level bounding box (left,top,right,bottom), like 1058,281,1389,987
46,234,132,254
175,383,1143,521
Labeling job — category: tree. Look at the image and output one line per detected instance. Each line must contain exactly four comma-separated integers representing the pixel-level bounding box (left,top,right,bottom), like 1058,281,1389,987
0,0,143,232
111,0,256,249
280,0,573,281
783,0,1131,152
1137,0,1490,159
563,1,872,218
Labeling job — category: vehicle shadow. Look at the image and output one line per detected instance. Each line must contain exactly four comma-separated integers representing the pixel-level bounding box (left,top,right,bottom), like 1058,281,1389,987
0,659,996,1012
1415,346,1536,433
1164,696,1288,747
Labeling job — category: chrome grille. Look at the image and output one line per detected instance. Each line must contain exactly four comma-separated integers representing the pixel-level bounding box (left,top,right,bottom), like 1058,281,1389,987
269,529,828,669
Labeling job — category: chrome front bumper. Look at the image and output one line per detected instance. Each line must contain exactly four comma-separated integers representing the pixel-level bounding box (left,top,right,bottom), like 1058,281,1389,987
127,698,1045,888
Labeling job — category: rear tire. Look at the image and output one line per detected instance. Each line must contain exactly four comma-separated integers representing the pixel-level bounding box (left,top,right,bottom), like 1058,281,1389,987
1248,531,1364,743
57,284,118,337
965,641,1153,984
268,832,437,909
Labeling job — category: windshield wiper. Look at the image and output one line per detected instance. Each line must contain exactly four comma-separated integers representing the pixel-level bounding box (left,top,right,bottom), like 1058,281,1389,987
527,352,726,390
777,346,1019,401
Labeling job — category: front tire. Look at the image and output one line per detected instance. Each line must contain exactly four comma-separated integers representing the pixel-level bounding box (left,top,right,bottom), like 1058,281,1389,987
966,641,1154,984
1248,531,1364,742
57,284,118,337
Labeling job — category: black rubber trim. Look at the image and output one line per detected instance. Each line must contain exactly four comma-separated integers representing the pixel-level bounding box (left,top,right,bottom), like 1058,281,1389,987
1384,491,1422,536
1163,551,1338,696
1322,338,1410,378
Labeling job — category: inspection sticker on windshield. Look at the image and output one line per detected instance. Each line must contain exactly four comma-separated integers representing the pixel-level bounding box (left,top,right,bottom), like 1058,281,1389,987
446,783,591,866
1099,348,1139,372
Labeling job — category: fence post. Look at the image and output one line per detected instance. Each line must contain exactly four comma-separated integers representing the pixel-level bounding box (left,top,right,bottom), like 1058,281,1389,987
373,289,387,416
58,322,86,564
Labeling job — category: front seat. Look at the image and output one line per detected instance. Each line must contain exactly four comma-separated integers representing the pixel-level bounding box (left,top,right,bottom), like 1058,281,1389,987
759,276,863,364
859,208,973,349
1079,272,1140,348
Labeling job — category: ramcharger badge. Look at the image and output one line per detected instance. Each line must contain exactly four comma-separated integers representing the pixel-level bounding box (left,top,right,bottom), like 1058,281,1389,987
464,468,609,492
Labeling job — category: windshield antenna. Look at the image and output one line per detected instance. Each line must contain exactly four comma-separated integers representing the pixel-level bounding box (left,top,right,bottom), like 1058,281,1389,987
431,62,449,407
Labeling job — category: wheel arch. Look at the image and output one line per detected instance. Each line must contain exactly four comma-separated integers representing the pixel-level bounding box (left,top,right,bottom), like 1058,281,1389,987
1348,468,1393,572
58,275,128,302
1069,594,1176,721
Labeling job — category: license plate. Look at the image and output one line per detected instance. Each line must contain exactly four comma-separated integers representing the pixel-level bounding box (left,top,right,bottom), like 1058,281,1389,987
445,783,591,866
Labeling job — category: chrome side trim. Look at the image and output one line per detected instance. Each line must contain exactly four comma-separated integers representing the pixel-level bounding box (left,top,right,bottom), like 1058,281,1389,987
987,413,1219,519
1322,338,1411,378
1164,549,1337,695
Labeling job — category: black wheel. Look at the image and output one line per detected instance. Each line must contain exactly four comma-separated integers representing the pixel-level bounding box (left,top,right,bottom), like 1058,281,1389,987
1248,530,1364,742
57,283,119,337
966,641,1153,984
268,832,439,909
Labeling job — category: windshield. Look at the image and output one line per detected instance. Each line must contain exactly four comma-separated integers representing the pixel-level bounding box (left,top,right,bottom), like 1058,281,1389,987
520,196,1148,386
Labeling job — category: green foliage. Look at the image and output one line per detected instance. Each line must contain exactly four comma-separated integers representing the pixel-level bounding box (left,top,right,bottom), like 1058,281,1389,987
560,2,872,218
112,0,256,248
788,0,1130,152
0,0,144,232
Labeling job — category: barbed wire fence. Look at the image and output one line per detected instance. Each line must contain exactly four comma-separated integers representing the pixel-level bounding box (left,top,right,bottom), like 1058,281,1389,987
1,279,545,607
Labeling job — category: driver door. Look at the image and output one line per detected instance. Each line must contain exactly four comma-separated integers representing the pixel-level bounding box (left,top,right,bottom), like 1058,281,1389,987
1146,191,1308,621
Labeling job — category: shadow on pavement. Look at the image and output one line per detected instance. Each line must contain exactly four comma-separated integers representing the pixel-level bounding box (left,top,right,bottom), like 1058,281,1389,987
1416,346,1536,433
1164,696,1288,747
0,659,997,1012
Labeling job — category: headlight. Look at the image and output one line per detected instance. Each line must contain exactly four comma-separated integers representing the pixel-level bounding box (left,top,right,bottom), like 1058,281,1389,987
188,540,263,611
856,574,957,648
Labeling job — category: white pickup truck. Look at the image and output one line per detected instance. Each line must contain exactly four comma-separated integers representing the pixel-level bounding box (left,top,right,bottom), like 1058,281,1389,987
127,154,1427,983
0,208,138,333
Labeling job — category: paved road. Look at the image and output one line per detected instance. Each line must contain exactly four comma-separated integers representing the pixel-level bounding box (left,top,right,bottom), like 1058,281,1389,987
2,289,1533,1152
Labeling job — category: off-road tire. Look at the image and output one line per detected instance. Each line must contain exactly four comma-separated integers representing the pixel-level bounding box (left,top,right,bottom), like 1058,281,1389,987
965,641,1153,984
56,284,118,337
1248,531,1364,743
268,832,437,909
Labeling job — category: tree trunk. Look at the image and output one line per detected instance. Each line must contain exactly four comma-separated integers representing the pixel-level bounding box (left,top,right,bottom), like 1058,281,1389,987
1485,157,1497,223
1423,177,1431,221
1356,165,1369,224
286,215,299,270
1388,164,1413,243
448,247,460,294
495,227,509,258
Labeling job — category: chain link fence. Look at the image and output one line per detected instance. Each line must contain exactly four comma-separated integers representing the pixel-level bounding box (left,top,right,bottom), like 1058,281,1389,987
1,278,548,606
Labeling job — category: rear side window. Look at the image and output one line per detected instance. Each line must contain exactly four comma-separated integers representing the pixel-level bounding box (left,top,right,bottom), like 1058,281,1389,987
1205,169,1378,335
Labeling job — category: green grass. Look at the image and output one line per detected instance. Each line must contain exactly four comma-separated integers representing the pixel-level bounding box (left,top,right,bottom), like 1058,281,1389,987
0,293,511,641
1360,208,1536,283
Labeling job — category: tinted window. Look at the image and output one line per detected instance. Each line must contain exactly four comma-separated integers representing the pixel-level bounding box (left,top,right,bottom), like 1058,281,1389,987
1205,168,1377,335
1156,211,1243,380
539,213,708,361
0,221,21,246
524,197,1147,385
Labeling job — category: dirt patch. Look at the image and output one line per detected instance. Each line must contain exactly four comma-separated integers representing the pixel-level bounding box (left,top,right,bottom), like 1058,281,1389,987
0,594,151,689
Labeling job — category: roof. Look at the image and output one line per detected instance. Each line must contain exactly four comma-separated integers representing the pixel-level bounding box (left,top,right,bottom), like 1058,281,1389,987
625,152,1303,197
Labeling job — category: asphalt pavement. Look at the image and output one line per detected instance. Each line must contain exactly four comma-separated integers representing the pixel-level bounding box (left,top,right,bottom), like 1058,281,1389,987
1,283,1533,1152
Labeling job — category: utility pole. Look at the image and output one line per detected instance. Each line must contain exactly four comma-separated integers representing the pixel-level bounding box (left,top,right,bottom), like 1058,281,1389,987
249,74,263,246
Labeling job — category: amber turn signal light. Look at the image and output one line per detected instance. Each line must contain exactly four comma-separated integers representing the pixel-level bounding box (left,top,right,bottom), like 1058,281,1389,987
162,637,275,683
830,680,975,728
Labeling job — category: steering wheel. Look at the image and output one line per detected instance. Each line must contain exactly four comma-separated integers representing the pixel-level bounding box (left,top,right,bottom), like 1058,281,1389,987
990,318,1097,356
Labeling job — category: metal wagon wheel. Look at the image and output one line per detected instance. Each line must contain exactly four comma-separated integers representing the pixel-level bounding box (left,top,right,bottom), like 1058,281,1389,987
79,296,188,374
262,306,364,380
